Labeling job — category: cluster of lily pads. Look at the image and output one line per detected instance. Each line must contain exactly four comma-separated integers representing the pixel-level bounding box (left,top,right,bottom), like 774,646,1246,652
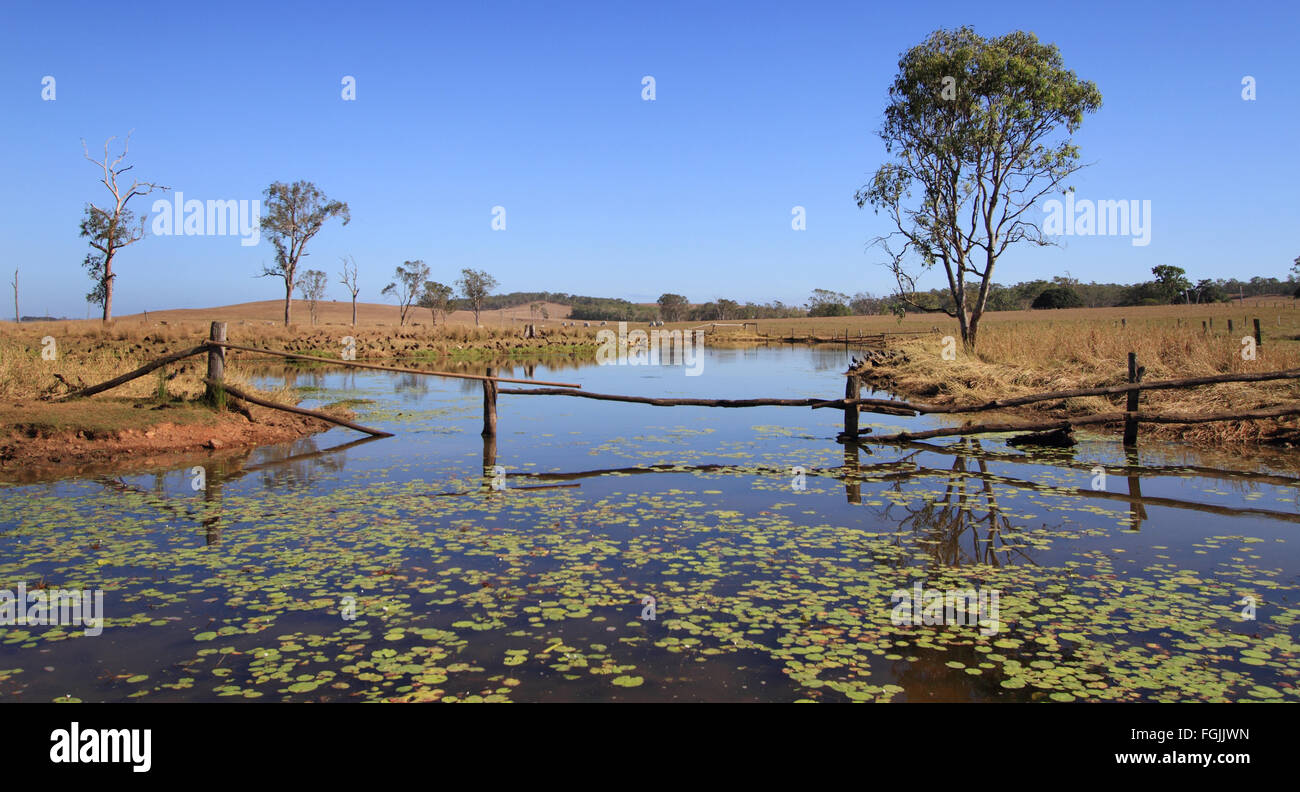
1,447,1295,702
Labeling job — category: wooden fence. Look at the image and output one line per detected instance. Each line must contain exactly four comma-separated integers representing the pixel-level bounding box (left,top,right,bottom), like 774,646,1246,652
51,321,1300,450
53,321,581,438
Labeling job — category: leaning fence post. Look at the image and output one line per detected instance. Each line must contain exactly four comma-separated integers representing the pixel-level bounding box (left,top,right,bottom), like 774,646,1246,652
205,321,227,408
1123,352,1143,448
482,366,498,437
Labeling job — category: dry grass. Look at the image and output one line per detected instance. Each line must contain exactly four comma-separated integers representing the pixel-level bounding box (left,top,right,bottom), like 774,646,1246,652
742,296,1300,338
873,316,1300,442
0,332,283,403
6,298,1299,443
123,298,573,327
0,315,601,402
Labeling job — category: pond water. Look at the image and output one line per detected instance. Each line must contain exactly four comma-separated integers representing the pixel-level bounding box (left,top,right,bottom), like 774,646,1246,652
2,345,1298,702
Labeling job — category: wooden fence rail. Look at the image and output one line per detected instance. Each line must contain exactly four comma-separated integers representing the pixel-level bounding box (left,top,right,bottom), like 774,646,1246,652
856,403,1300,445
50,321,577,438
206,341,582,388
202,379,394,437
53,344,210,401
44,320,1300,449
496,387,825,408
811,367,1300,415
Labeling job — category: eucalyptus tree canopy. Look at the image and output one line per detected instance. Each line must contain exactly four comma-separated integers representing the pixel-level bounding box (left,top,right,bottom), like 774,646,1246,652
259,181,350,326
858,27,1101,349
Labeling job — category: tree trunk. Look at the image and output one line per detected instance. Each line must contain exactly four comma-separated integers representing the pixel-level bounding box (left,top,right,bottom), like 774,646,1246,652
102,255,115,322
352,298,357,326
954,308,971,349
283,279,292,326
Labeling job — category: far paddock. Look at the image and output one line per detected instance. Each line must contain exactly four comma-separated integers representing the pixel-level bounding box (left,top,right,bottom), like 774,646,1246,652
595,321,707,375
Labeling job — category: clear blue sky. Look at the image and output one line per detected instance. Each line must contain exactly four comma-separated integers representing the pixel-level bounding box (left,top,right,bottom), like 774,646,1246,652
2,0,1296,317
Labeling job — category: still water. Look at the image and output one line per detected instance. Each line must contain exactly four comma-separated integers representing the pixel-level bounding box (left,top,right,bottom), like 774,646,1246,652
2,346,1297,701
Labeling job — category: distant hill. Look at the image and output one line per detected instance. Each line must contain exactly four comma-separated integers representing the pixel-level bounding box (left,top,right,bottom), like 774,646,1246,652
121,299,571,327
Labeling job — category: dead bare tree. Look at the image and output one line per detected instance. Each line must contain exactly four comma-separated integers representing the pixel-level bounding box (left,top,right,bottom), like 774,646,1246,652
10,268,17,323
339,255,360,326
79,132,167,321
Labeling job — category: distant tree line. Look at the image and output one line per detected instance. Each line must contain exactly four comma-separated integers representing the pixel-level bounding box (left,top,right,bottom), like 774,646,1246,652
858,269,1299,316
494,269,1300,325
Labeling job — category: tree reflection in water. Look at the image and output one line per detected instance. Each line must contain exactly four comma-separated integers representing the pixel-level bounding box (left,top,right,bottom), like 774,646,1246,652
843,438,1039,569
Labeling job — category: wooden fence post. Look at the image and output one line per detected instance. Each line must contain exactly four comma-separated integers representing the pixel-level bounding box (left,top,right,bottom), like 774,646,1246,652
482,366,498,437
1254,318,1262,349
1123,352,1143,448
842,368,860,440
205,321,227,407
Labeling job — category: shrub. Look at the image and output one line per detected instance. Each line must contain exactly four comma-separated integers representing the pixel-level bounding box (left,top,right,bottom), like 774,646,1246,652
1031,286,1083,309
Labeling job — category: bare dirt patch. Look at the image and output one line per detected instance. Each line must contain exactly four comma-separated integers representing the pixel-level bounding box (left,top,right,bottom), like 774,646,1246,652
0,397,344,480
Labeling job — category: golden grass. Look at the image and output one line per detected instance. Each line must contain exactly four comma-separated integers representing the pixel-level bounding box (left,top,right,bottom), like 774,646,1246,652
122,298,573,327
0,332,271,403
742,296,1300,338
5,298,1299,443
874,316,1300,442
0,316,601,402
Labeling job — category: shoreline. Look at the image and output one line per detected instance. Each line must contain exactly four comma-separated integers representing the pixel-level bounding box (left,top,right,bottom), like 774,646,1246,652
0,397,347,483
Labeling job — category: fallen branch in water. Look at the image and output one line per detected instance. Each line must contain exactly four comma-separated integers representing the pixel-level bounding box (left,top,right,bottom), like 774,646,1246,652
203,378,394,438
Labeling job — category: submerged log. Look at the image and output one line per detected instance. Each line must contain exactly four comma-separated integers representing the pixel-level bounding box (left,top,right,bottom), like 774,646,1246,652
1006,427,1076,448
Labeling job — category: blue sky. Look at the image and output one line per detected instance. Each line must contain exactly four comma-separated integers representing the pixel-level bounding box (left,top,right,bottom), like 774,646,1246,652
2,0,1296,317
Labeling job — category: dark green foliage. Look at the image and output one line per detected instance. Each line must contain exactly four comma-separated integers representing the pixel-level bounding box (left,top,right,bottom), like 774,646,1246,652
1031,286,1083,309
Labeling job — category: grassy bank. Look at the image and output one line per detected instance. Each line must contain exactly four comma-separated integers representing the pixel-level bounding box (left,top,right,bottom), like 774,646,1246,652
867,318,1300,443
0,319,603,401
